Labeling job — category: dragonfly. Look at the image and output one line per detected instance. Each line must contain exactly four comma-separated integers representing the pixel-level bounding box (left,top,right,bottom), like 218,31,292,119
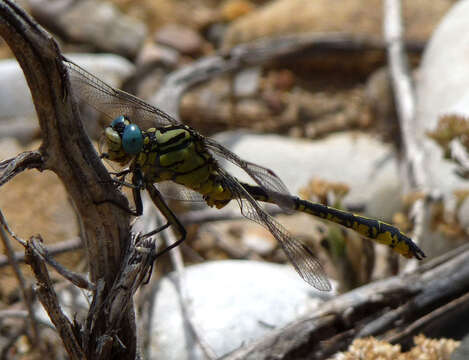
63,57,425,291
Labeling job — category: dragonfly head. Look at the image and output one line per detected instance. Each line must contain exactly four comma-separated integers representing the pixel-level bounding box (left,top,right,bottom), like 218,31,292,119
100,115,143,164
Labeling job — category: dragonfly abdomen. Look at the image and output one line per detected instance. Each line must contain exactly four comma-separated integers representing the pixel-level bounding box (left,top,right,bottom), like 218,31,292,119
295,199,425,259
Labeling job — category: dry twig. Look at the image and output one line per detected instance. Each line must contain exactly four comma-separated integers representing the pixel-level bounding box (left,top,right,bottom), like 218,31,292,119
0,236,82,268
0,1,150,358
0,215,41,350
383,0,434,260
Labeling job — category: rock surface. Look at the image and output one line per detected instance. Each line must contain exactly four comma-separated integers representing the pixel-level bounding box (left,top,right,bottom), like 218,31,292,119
414,0,469,255
30,0,147,58
223,0,453,48
214,131,403,220
149,260,336,360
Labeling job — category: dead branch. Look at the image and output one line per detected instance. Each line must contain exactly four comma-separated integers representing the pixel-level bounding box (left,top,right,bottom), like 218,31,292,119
0,150,43,186
27,233,93,290
0,236,82,268
26,236,85,359
0,309,55,329
153,32,424,118
0,208,92,289
0,214,40,350
383,0,434,258
0,1,144,358
221,243,469,359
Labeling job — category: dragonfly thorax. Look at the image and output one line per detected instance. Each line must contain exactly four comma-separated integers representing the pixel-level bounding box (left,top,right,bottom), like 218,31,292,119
137,125,233,208
137,125,231,207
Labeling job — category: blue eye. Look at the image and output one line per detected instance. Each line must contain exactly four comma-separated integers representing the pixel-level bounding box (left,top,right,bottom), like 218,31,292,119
111,115,126,129
122,124,143,154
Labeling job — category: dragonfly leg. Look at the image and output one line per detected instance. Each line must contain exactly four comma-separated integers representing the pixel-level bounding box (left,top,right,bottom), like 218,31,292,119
94,180,139,215
98,168,137,193
144,222,170,238
138,183,187,284
132,168,145,216
108,177,138,189
109,168,132,178
107,168,138,189
94,169,143,216
97,167,145,216
143,183,187,259
94,197,139,216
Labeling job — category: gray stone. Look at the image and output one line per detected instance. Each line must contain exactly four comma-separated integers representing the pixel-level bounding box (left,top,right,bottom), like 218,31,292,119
415,0,469,189
155,23,204,55
56,0,147,58
136,43,180,68
233,67,261,97
451,333,469,360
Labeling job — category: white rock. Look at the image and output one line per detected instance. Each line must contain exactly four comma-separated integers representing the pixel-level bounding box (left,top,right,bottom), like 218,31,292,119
414,0,469,195
0,53,133,119
149,260,336,360
214,131,402,221
0,53,134,140
414,0,469,254
416,0,469,129
0,59,36,119
233,67,261,97
65,53,135,89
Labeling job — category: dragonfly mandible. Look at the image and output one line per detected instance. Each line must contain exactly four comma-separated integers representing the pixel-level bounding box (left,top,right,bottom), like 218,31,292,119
63,57,425,291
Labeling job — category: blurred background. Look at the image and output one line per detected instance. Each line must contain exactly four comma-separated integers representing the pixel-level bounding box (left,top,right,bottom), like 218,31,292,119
1,0,469,359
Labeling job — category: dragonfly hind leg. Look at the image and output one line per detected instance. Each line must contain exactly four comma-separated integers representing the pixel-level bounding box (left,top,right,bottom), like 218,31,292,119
143,183,187,260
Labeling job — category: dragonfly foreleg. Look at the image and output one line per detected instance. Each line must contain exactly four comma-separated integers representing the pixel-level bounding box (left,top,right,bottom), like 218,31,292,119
95,168,144,216
106,168,138,190
109,168,132,178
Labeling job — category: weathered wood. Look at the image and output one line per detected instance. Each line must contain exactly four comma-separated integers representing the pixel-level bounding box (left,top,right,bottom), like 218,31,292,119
26,236,85,360
0,1,139,358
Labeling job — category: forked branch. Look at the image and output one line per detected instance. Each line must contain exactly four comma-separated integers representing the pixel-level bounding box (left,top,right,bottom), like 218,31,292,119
0,1,143,358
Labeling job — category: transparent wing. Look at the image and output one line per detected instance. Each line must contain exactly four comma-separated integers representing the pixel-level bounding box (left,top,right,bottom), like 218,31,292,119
157,181,205,202
220,169,331,291
63,57,179,129
63,57,295,212
204,137,295,212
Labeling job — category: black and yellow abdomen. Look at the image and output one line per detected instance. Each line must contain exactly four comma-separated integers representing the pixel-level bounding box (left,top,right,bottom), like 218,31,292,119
294,198,424,259
240,182,425,260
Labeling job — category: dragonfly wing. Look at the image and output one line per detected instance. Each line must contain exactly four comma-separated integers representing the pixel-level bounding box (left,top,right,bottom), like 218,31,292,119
204,137,295,212
63,57,179,129
157,181,205,202
220,170,331,291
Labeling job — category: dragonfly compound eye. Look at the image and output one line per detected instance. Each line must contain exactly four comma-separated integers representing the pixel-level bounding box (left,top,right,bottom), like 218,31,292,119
122,124,143,155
